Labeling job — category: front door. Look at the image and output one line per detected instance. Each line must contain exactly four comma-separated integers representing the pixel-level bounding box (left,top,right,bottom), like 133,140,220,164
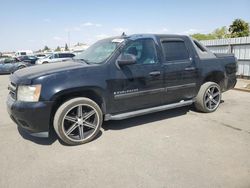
107,38,164,114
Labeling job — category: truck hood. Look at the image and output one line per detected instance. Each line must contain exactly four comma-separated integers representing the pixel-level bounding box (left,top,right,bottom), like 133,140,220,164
10,60,88,84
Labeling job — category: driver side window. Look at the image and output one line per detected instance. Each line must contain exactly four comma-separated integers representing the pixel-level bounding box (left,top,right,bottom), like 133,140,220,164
123,39,157,64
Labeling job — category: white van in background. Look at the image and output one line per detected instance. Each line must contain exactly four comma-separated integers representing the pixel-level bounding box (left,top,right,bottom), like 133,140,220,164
15,50,33,57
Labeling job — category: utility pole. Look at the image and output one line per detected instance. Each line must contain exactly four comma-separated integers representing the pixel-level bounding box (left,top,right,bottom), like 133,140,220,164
68,31,71,49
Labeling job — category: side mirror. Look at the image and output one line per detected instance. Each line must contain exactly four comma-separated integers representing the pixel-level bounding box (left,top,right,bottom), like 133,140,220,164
117,54,136,66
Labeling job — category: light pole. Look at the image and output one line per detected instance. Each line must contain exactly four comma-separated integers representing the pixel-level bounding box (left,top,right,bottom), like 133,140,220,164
68,31,71,49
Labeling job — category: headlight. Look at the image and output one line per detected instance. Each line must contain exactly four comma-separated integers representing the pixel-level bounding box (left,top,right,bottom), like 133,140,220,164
17,85,42,102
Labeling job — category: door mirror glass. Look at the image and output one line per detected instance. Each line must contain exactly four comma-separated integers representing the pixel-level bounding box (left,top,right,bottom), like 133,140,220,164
117,54,136,66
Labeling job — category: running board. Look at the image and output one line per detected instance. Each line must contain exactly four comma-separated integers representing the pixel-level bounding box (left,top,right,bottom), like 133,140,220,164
104,99,194,121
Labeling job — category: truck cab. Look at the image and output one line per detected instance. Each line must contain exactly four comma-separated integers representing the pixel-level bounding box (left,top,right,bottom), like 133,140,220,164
105,35,200,114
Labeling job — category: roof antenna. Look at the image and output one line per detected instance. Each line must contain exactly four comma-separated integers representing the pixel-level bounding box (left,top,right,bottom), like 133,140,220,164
121,32,126,37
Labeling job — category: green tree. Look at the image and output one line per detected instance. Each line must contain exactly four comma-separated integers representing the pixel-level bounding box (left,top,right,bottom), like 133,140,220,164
43,46,50,51
192,27,229,41
191,33,216,41
65,43,69,51
212,26,229,39
54,46,61,52
229,19,250,37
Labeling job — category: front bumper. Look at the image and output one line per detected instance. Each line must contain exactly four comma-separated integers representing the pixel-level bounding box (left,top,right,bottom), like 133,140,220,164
6,95,53,137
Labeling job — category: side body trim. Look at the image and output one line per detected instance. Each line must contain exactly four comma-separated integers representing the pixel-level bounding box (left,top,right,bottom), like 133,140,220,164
105,99,194,121
114,83,196,100
167,83,196,91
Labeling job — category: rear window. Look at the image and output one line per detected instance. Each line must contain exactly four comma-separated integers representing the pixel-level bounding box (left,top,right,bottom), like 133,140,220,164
161,41,189,61
20,52,26,56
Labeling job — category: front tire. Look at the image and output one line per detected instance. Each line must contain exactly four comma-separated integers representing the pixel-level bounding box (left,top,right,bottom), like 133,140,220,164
194,82,221,113
53,97,103,145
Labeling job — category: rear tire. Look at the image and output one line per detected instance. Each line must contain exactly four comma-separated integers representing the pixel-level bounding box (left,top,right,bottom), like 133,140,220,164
42,61,48,64
53,97,103,145
194,82,221,113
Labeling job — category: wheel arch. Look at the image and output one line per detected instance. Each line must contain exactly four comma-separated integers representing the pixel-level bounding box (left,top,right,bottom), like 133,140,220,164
202,71,226,91
49,87,106,130
51,87,106,113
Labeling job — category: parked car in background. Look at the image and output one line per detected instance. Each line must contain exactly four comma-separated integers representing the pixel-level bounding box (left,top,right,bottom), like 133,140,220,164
35,54,47,59
15,50,33,57
17,55,38,64
0,57,31,74
36,52,75,64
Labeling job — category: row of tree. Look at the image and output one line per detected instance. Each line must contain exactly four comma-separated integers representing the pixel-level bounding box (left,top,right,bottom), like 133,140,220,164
38,18,249,51
191,19,250,40
38,43,69,52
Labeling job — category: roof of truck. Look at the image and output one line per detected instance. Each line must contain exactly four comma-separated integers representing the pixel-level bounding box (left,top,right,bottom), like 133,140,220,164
99,34,190,44
126,34,188,40
104,34,188,41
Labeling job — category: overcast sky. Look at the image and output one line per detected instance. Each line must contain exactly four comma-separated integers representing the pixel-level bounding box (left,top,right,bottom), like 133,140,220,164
0,0,250,51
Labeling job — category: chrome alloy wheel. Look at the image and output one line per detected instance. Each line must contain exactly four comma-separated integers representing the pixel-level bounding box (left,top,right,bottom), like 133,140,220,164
204,85,221,111
62,104,100,142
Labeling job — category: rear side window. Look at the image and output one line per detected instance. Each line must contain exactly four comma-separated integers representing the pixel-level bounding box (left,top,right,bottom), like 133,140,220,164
59,53,75,58
161,41,189,61
59,53,66,58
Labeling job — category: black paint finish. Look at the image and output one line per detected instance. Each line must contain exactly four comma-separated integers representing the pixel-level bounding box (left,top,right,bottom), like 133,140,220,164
6,34,237,136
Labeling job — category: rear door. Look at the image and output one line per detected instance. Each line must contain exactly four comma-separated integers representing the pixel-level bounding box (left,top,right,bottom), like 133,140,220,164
48,54,57,63
161,38,199,104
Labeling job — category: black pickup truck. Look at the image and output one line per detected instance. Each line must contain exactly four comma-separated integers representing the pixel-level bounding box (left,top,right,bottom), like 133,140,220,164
6,34,237,145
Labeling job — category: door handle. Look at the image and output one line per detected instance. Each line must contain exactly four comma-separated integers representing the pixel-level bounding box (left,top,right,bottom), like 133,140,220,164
149,71,161,76
184,67,196,71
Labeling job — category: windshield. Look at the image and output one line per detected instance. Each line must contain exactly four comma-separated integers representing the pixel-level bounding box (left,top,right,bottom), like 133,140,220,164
74,38,122,64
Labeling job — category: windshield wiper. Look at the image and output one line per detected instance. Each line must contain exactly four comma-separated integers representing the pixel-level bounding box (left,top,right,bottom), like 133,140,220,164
77,58,90,64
